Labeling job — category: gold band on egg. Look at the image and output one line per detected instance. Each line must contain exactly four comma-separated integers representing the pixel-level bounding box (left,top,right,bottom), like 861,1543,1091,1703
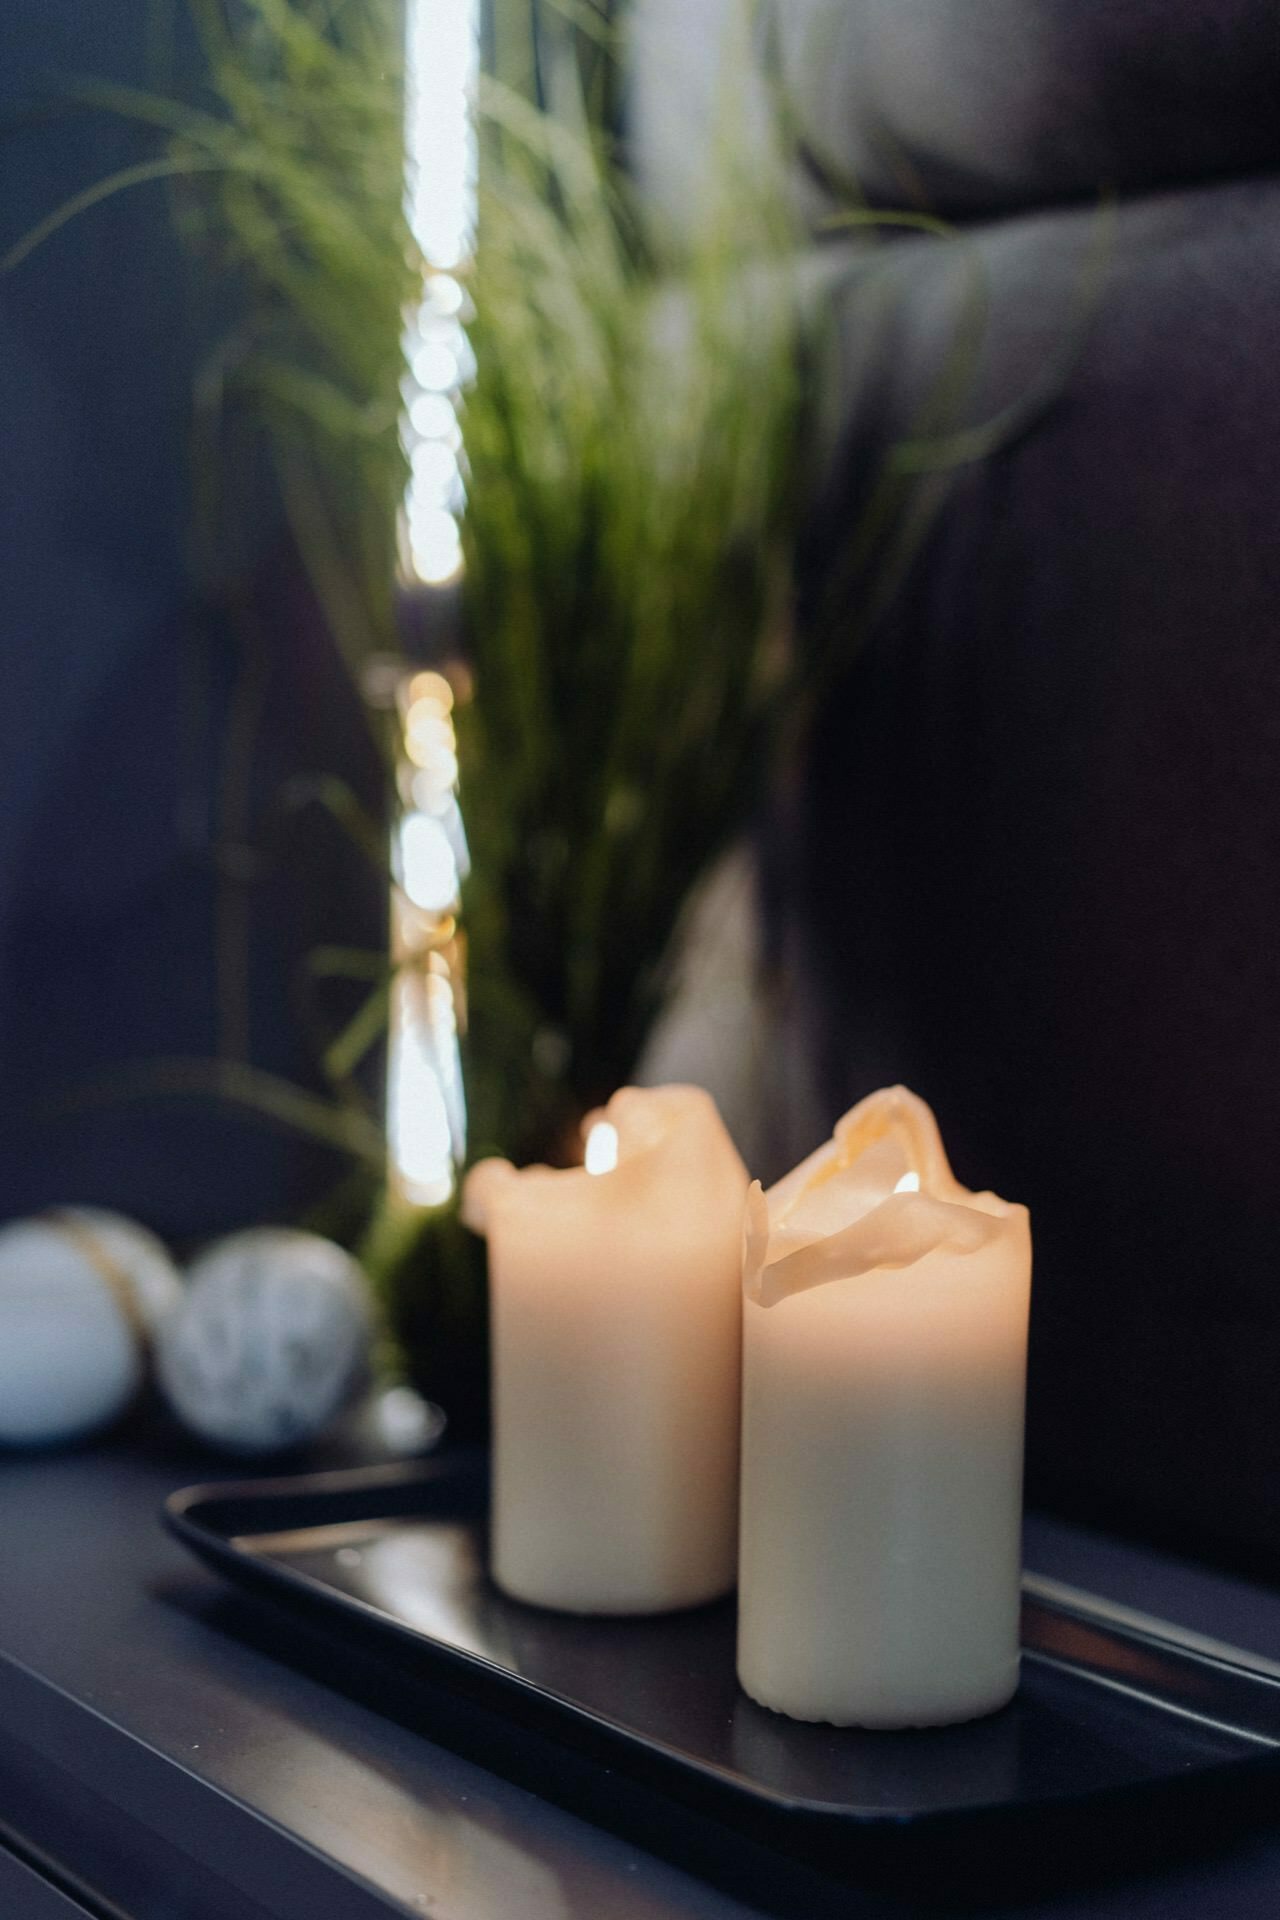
42,1211,150,1354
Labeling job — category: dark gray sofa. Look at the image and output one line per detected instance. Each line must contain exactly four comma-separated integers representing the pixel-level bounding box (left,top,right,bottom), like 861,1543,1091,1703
743,3,1280,1568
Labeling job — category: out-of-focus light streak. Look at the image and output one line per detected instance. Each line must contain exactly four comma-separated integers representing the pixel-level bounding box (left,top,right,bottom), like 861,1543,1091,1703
387,6,478,1207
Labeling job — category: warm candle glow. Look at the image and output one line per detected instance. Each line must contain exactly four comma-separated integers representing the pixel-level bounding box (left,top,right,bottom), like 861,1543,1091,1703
583,1121,620,1176
463,1085,748,1613
738,1086,1031,1727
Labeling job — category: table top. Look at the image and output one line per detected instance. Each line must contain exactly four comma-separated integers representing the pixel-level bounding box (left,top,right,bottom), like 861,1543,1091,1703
2,1421,1279,1920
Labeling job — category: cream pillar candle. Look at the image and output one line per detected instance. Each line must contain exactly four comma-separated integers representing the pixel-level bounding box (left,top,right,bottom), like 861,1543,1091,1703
462,1084,748,1614
738,1086,1031,1728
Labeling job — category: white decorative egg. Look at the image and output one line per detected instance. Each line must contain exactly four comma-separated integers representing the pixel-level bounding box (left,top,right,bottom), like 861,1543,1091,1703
156,1229,373,1454
0,1209,183,1446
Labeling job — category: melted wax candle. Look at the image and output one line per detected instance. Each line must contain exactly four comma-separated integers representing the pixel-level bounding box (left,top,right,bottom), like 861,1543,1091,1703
738,1087,1031,1727
463,1085,747,1614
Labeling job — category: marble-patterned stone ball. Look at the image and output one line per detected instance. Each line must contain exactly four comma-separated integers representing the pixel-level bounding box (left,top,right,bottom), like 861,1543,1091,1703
157,1229,373,1454
0,1209,183,1446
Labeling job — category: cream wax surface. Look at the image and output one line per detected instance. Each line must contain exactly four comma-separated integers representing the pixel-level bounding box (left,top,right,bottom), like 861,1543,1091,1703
463,1084,748,1614
737,1086,1031,1728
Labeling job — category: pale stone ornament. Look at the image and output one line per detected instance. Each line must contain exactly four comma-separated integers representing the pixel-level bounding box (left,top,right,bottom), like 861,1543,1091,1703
157,1229,373,1454
0,1209,182,1446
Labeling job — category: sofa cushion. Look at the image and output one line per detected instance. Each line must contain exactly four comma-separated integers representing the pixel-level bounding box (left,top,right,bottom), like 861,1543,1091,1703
781,0,1280,216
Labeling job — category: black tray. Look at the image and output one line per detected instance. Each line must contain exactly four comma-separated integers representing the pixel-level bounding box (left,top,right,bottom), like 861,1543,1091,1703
165,1454,1280,1900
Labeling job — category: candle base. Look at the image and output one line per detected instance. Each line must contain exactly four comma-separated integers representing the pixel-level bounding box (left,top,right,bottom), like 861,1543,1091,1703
492,1559,735,1617
738,1657,1021,1730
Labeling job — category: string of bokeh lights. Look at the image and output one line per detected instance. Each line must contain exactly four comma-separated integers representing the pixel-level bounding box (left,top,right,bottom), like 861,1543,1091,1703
386,0,479,1207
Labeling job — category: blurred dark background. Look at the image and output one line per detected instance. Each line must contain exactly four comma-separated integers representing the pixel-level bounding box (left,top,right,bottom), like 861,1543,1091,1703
0,1,384,1241
4,0,1280,1571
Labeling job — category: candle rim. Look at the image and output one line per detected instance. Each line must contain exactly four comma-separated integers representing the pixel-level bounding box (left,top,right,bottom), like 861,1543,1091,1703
744,1086,1029,1309
461,1083,744,1234
767,1085,956,1230
745,1181,1027,1308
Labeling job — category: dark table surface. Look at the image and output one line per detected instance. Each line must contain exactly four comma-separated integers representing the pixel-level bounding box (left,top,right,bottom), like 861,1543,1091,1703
2,1418,1280,1920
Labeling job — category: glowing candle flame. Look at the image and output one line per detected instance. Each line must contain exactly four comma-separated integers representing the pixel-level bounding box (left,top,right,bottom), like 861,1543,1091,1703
893,1170,921,1194
584,1122,620,1176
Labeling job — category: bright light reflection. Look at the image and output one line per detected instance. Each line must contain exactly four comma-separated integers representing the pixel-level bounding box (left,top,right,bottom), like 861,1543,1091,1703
408,670,454,712
400,811,461,913
405,0,478,271
411,438,462,500
408,785,471,877
404,703,458,779
410,392,460,442
406,501,463,584
388,0,478,1203
893,1170,921,1194
425,960,467,1163
585,1122,620,1176
400,0,476,589
405,707,455,770
387,973,456,1207
412,339,461,393
426,273,465,317
413,748,459,803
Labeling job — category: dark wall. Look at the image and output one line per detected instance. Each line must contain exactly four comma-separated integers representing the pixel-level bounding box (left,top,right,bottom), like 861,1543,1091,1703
0,4,385,1241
